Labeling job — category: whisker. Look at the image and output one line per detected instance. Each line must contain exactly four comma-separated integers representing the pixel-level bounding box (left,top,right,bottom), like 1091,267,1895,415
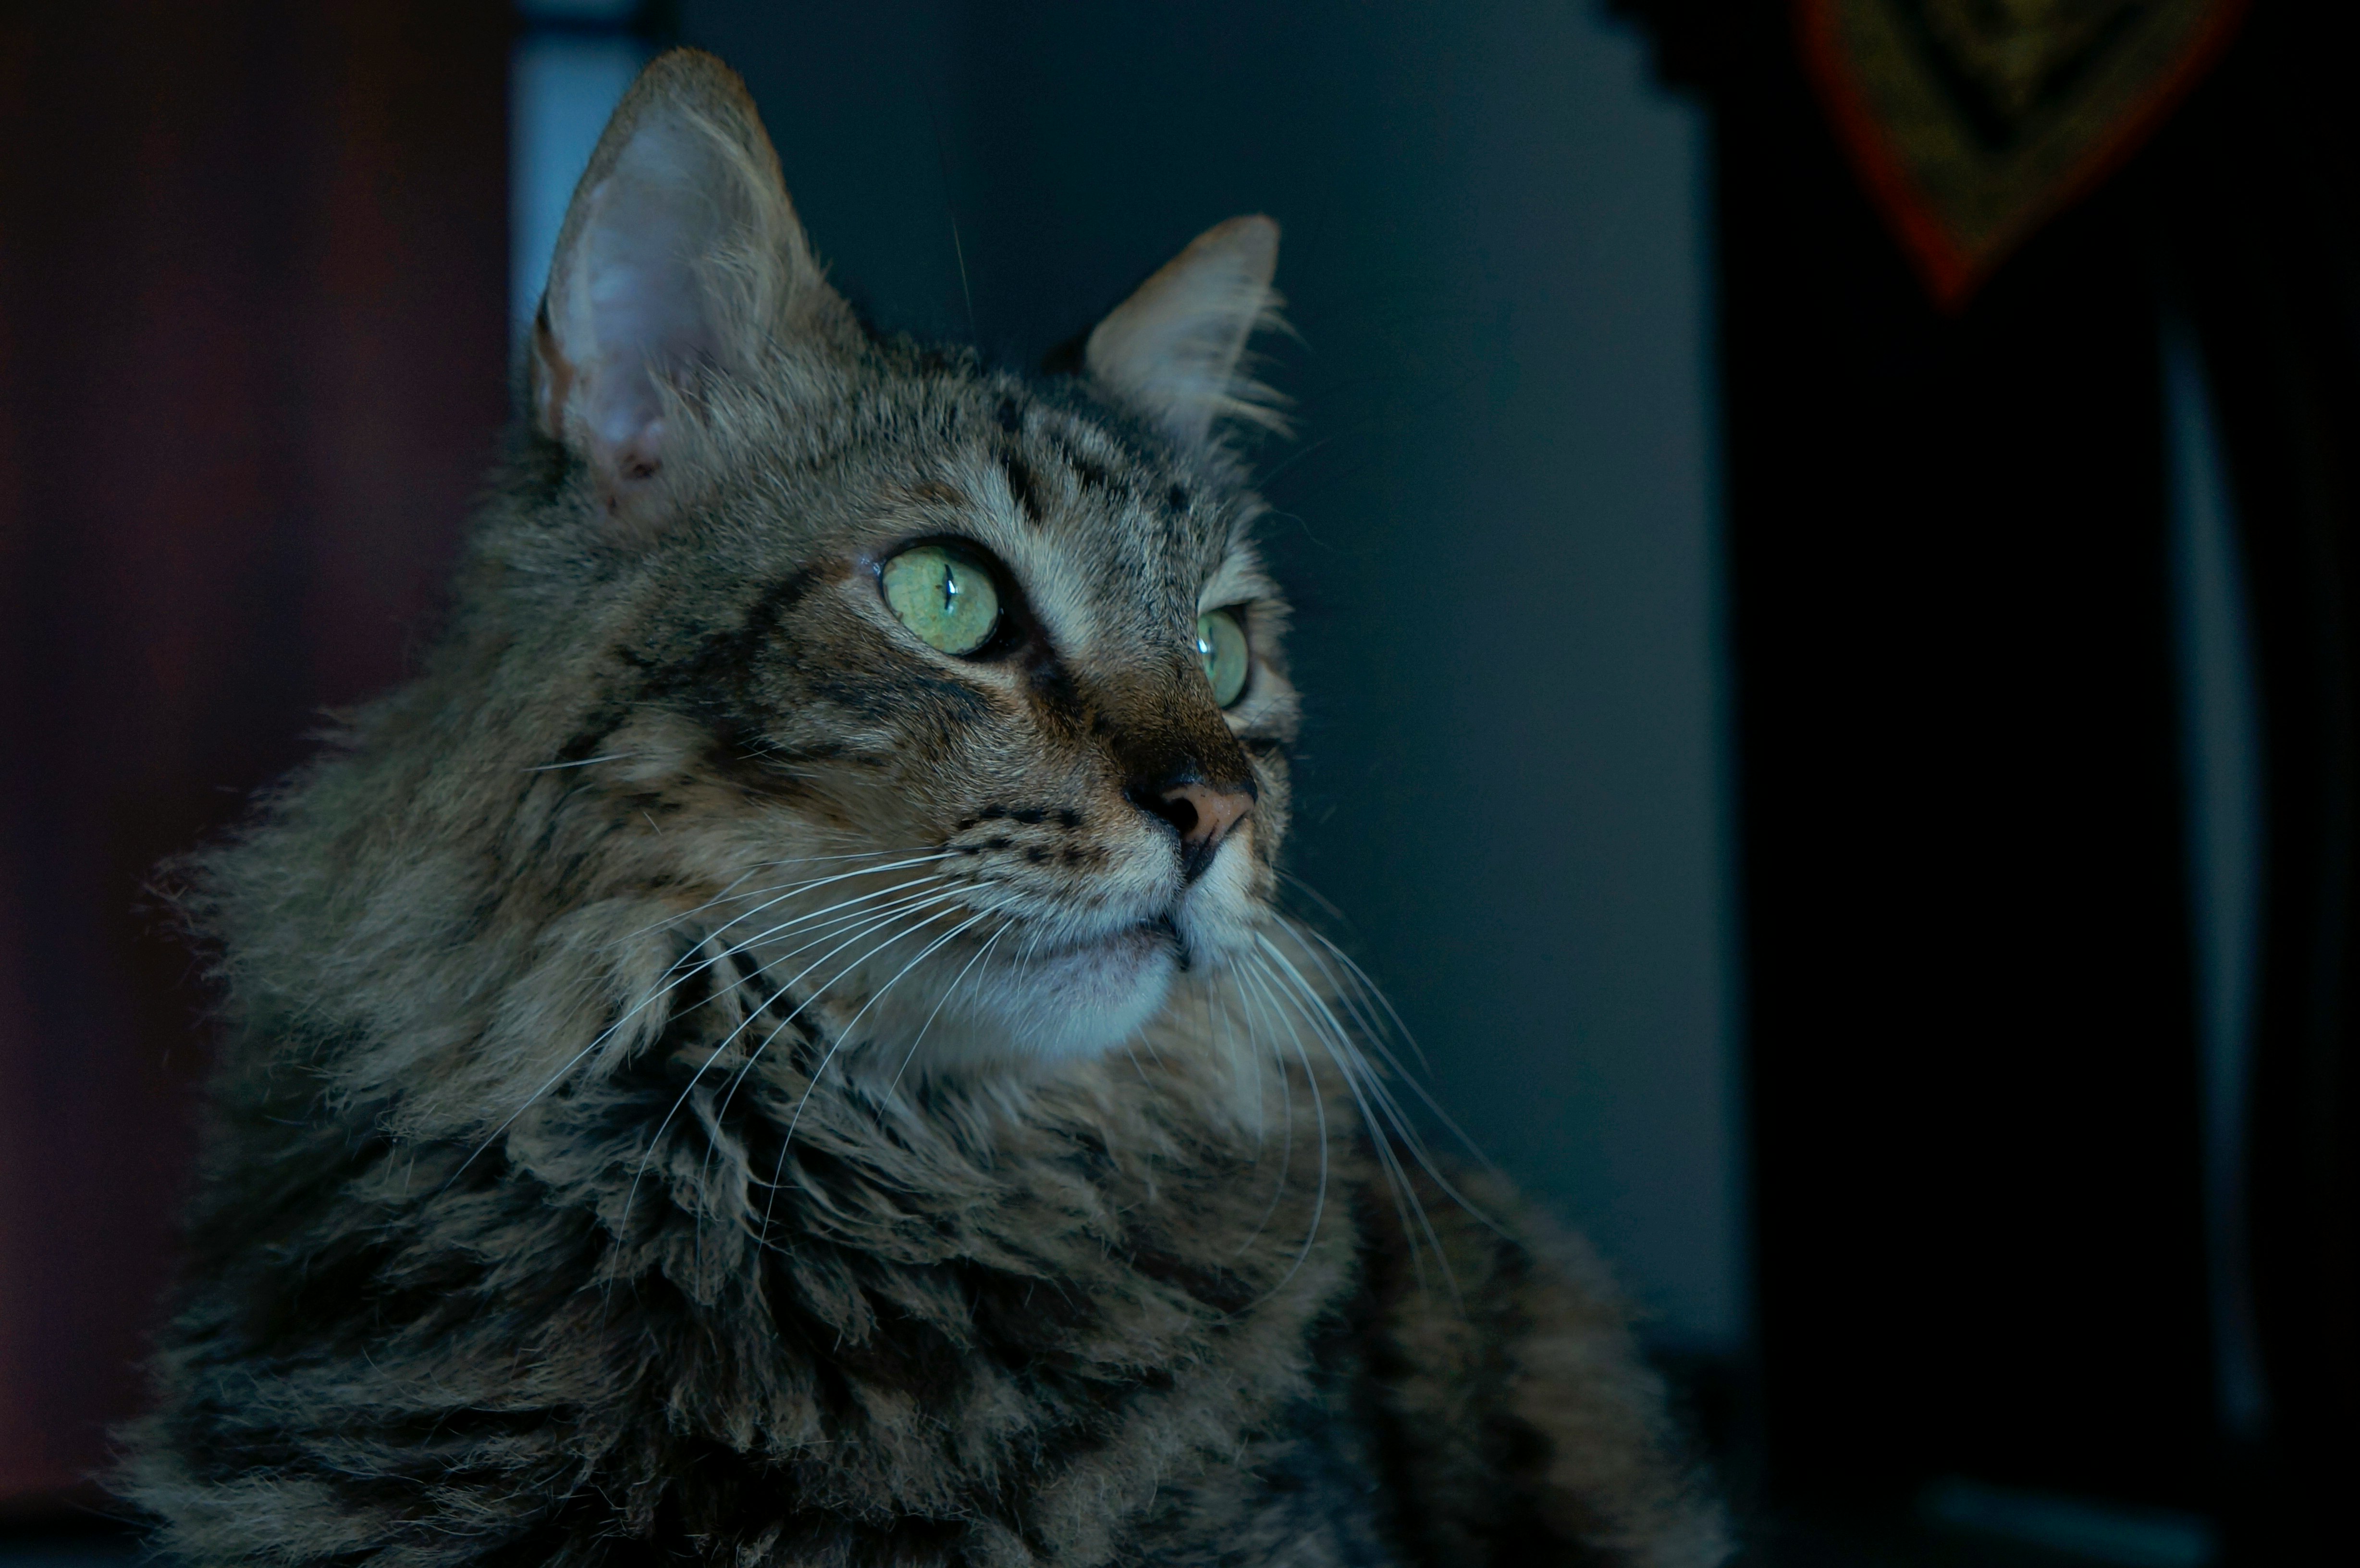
749,897,1010,1243
1277,906,1433,1076
773,895,1013,1149
558,862,962,1101
879,915,1013,1110
1276,866,1354,927
1250,953,1442,1298
447,866,958,1191
617,884,976,1242
609,939,772,1298
1262,948,1452,1297
521,752,635,772
682,893,977,1228
1230,954,1328,1302
704,880,999,1149
624,850,958,954
653,877,963,1031
1261,926,1506,1229
597,867,965,1050
1225,976,1295,1260
680,886,982,1242
597,851,959,979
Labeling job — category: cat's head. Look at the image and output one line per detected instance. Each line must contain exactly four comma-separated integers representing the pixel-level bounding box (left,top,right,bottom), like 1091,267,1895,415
476,49,1301,1076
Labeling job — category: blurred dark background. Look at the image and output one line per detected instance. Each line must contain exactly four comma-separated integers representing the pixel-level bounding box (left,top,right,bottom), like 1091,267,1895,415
2,2,2353,1565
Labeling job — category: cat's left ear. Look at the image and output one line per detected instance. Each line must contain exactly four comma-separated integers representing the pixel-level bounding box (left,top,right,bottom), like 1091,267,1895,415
1085,215,1291,449
529,49,840,531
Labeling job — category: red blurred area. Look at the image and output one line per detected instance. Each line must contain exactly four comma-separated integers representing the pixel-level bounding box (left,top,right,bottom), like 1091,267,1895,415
0,1,508,1506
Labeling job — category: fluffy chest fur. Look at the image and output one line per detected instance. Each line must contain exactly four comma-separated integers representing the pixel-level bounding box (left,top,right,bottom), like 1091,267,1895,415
149,1022,1390,1566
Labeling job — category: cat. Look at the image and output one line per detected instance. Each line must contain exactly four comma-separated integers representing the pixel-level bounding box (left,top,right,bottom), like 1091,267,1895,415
118,48,1727,1568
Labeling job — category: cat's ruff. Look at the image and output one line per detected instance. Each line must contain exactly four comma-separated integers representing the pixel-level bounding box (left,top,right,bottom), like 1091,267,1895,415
118,48,1727,1568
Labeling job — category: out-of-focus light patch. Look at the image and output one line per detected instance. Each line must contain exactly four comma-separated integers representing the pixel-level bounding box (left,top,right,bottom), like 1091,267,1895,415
511,30,650,332
2163,311,2269,1447
1921,1478,2218,1568
517,0,643,21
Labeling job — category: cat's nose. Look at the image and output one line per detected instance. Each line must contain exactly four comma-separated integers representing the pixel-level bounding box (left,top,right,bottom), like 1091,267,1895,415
1133,778,1255,880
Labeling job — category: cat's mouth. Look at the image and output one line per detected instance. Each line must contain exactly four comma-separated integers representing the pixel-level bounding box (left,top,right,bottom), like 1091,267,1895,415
1146,912,1191,972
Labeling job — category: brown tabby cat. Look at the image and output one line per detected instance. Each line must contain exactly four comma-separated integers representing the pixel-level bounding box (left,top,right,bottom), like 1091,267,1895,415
118,49,1727,1568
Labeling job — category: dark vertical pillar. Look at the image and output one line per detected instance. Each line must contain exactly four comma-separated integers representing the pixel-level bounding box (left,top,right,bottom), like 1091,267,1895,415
1622,0,2359,1550
0,1,508,1506
2165,6,2360,1556
1703,3,2213,1512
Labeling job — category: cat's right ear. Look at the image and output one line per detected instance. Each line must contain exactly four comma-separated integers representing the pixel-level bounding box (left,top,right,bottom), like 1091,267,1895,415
529,49,835,533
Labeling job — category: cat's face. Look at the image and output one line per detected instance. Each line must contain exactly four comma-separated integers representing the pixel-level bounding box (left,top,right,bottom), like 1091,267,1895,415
509,51,1300,1072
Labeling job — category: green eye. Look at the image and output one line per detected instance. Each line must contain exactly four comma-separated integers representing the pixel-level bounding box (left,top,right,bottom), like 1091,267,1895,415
881,542,1002,656
1195,608,1250,708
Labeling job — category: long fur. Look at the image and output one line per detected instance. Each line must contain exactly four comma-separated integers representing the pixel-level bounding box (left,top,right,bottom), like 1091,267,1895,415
116,48,1728,1568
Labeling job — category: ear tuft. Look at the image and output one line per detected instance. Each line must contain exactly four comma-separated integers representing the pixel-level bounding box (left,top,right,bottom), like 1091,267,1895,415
529,48,834,531
1085,215,1291,449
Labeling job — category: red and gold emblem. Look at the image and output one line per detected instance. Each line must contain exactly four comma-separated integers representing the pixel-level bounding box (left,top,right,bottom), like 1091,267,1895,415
1794,0,2249,306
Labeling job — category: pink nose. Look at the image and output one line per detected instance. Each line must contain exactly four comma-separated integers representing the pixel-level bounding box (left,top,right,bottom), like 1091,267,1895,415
1159,782,1254,850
